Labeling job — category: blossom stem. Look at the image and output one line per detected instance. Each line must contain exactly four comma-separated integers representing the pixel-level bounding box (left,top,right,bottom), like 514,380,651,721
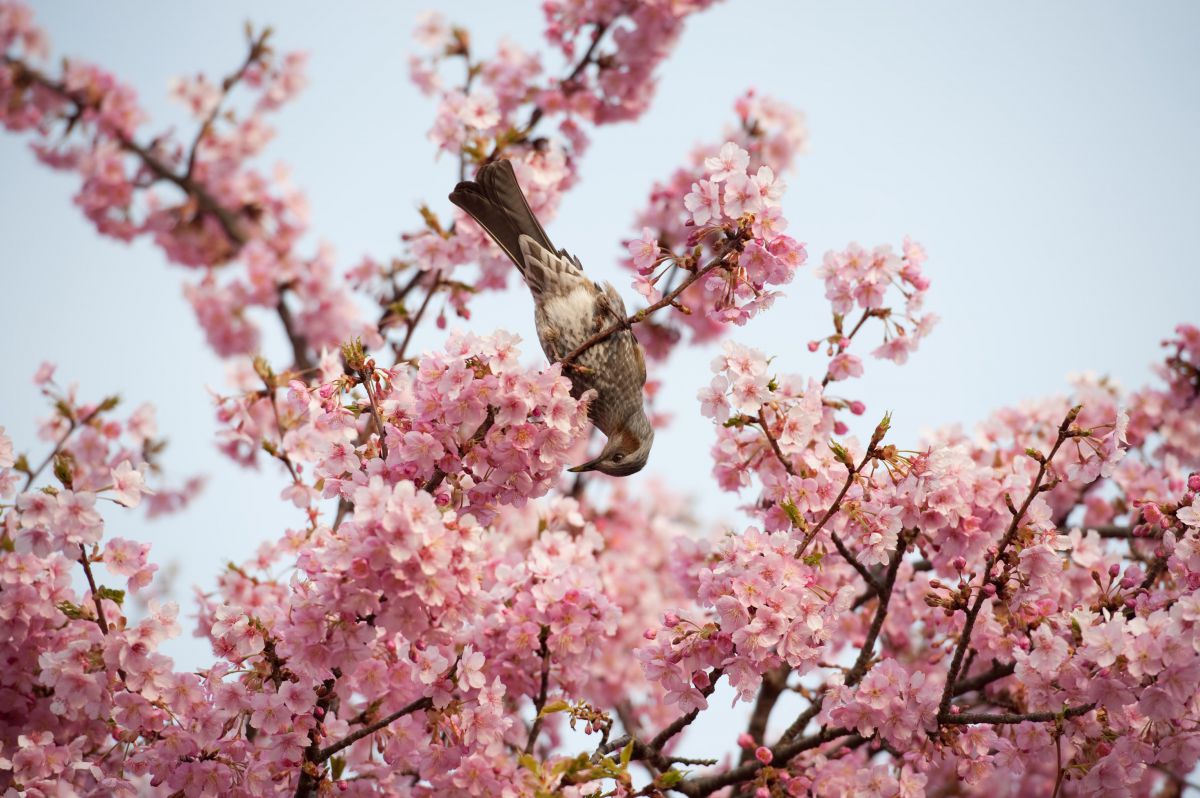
396,275,440,363
22,405,103,491
794,446,875,561
358,367,389,461
821,309,874,388
941,703,1095,725
77,544,109,635
755,409,880,590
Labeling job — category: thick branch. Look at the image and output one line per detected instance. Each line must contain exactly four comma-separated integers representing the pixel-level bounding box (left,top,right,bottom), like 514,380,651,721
941,703,1094,726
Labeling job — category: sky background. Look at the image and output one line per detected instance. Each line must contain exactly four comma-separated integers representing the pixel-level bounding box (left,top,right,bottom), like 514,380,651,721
2,0,1198,755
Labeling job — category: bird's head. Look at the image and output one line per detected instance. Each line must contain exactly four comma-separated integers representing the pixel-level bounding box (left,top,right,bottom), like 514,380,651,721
568,420,654,477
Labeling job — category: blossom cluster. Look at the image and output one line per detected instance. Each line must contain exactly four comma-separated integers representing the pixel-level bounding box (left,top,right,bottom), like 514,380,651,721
625,92,811,358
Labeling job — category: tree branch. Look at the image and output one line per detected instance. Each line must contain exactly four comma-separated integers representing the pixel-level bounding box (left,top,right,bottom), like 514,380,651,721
524,626,552,755
558,238,742,368
937,407,1080,721
941,703,1094,726
315,694,434,763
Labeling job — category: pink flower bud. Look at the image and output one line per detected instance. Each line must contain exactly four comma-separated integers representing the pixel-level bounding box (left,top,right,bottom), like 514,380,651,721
807,340,820,352
849,400,866,416
663,611,680,627
1189,473,1200,491
737,733,755,749
755,746,773,765
983,583,997,597
1108,563,1121,578
642,628,657,640
1120,576,1136,590
952,556,967,571
834,421,848,435
692,670,711,689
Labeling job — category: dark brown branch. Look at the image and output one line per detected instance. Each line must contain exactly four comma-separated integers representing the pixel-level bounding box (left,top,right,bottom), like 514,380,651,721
358,367,389,461
674,727,851,797
794,443,877,560
829,531,882,592
315,694,434,763
952,659,1015,695
941,703,1094,726
396,275,440,363
524,626,552,755
937,407,1080,721
294,673,342,798
77,544,109,635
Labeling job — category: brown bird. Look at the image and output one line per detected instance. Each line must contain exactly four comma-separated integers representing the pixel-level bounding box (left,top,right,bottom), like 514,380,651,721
450,160,654,476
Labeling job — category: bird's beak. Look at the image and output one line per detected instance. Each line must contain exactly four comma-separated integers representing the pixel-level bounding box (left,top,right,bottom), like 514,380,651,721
568,457,601,473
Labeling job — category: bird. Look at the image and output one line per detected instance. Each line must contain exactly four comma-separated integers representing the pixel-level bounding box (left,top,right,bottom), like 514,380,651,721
449,159,654,476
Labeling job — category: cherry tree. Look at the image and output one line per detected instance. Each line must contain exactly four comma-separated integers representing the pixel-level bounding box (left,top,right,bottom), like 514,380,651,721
2,2,1199,796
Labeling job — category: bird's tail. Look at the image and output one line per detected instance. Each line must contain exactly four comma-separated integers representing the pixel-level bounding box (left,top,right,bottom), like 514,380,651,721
449,160,556,280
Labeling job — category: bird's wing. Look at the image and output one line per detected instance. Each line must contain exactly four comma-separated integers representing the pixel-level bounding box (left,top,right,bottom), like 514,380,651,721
599,281,646,384
518,235,587,297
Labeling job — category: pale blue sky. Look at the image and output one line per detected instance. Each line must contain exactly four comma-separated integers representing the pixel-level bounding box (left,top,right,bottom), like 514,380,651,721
1,1,1197,751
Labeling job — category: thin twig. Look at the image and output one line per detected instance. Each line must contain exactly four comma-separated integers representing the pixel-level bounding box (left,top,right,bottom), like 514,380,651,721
77,544,109,635
558,238,741,368
937,407,1081,721
524,626,552,755
316,695,434,762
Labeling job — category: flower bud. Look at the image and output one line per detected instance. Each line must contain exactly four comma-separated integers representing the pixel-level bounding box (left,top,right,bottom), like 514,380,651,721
983,583,997,597
643,628,657,640
807,340,820,352
1108,563,1121,578
738,733,756,749
849,400,866,416
1189,473,1200,491
952,556,967,571
755,746,773,765
834,421,848,435
663,611,680,627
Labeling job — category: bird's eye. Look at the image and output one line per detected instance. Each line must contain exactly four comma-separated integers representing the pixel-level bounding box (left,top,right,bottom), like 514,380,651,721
612,453,625,463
